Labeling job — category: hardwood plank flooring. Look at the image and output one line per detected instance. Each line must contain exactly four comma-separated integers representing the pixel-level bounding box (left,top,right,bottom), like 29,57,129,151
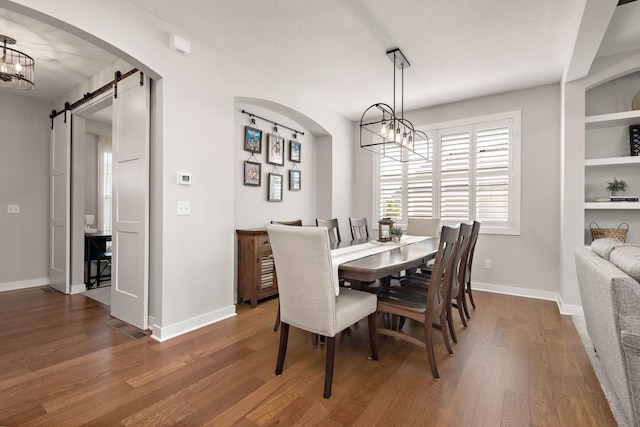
0,286,616,426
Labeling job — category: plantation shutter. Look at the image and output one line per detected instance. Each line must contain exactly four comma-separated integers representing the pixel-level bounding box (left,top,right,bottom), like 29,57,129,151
379,144,403,221
475,124,510,224
375,111,519,235
440,130,470,221
407,135,433,217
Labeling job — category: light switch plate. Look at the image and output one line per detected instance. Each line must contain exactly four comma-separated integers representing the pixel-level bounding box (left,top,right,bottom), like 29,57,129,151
7,204,20,214
177,201,190,215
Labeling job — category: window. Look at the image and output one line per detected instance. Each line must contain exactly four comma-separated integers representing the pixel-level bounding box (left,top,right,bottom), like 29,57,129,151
375,111,521,235
97,135,112,232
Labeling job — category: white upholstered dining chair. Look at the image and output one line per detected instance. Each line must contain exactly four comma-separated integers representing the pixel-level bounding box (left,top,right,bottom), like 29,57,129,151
266,224,378,398
406,217,441,237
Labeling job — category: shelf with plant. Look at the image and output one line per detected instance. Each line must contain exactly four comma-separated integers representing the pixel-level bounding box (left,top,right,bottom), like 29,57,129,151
606,177,628,196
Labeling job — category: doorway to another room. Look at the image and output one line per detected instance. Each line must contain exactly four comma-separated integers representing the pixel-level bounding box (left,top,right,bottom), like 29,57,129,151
82,106,113,306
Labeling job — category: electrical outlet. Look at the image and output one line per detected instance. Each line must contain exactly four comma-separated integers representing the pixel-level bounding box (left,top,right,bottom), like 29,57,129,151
484,259,492,269
7,204,20,214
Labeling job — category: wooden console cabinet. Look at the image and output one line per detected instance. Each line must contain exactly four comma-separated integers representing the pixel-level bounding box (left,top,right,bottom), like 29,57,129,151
236,229,278,307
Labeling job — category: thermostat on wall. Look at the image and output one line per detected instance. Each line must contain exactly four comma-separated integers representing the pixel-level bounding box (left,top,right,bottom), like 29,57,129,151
177,172,191,185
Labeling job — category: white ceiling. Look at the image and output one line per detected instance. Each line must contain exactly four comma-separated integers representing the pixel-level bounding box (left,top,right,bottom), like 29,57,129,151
2,1,639,122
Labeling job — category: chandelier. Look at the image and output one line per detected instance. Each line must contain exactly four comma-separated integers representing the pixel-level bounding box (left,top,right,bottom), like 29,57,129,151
0,35,35,90
360,48,428,162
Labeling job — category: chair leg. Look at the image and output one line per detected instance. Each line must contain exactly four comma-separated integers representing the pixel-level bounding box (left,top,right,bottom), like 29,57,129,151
467,280,476,309
273,303,281,331
462,290,471,320
398,316,406,331
457,295,468,328
446,303,458,344
368,313,378,361
440,307,453,356
424,321,440,380
275,323,289,376
324,336,336,398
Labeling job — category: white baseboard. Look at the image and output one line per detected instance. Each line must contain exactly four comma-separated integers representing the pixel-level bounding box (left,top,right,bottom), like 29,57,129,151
150,305,237,342
474,281,558,301
556,295,584,316
473,281,583,316
70,283,87,294
0,277,49,293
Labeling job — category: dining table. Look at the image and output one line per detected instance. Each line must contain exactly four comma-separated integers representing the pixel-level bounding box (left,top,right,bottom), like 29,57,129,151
333,236,439,292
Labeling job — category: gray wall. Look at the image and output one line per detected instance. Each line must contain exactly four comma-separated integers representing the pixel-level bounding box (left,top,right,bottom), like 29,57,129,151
0,91,52,289
233,104,318,229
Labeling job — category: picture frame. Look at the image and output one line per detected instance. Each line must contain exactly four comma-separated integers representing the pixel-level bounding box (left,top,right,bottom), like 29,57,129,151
268,173,283,202
267,133,285,166
243,161,261,186
289,169,301,191
289,140,301,163
244,126,262,153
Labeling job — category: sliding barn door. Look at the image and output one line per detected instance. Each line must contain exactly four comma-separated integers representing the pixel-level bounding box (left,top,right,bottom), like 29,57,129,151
110,72,150,330
49,113,71,294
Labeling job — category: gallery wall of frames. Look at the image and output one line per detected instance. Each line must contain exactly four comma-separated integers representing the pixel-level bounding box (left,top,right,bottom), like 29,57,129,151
241,110,304,202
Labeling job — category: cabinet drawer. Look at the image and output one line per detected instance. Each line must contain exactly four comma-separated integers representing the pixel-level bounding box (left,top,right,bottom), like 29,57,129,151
257,236,271,249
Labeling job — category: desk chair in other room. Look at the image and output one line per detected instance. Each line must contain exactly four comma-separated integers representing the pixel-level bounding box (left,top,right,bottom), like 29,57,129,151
267,224,378,398
87,238,111,288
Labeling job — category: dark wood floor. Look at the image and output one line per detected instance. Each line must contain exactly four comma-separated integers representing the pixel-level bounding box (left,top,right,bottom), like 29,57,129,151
0,286,615,426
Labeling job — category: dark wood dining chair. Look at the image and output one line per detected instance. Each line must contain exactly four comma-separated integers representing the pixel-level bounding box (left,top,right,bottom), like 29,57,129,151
462,221,481,318
349,217,369,240
375,225,461,379
400,223,473,344
270,219,302,332
316,218,341,245
267,224,378,398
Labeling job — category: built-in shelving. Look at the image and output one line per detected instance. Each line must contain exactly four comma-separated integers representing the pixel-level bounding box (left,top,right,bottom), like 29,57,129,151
585,110,640,130
584,85,640,244
585,156,640,166
585,202,640,210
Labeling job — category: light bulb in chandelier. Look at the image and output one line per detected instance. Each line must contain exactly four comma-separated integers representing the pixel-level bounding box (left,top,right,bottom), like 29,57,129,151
402,132,408,146
380,120,388,137
395,127,401,143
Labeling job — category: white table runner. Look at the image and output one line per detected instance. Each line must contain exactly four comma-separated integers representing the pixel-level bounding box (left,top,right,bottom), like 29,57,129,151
330,235,428,295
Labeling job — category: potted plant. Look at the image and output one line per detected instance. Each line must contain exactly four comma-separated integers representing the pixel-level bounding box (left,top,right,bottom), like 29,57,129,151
390,226,403,243
606,178,628,196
